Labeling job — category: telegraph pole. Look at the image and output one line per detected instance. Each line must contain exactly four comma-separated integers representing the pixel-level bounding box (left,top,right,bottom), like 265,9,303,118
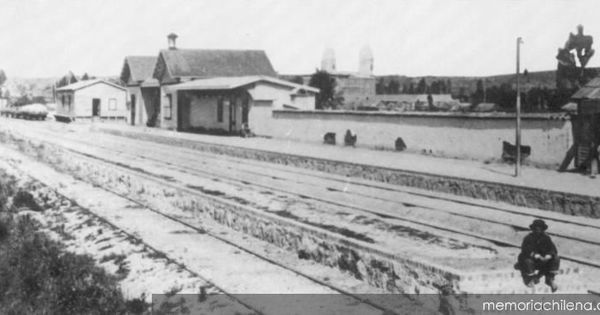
515,37,523,177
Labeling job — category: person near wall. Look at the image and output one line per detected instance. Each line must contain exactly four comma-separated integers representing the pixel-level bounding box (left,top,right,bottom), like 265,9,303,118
514,219,560,292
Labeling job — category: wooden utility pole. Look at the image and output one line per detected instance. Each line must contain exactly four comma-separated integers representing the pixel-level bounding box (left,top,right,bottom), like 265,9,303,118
515,37,523,177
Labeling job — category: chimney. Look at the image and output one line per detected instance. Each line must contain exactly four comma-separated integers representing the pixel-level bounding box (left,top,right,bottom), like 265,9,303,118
167,33,178,50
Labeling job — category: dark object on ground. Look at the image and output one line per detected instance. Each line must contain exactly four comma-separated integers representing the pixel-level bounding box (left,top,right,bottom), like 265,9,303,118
146,112,158,127
12,191,43,212
54,115,73,123
198,286,207,302
344,129,357,147
240,123,254,138
323,132,336,145
395,137,407,151
502,141,531,162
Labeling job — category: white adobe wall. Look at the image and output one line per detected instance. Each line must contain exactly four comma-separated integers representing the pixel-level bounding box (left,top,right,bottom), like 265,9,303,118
291,95,316,110
246,82,316,133
247,83,292,109
248,101,274,134
258,110,572,167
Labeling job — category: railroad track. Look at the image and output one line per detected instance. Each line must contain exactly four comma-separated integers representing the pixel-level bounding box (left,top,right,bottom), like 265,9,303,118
46,126,600,231
3,122,600,297
0,146,414,315
2,160,266,315
11,124,600,270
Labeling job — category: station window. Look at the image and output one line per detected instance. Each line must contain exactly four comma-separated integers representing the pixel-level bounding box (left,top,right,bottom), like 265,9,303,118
164,94,172,119
108,98,117,111
217,98,223,122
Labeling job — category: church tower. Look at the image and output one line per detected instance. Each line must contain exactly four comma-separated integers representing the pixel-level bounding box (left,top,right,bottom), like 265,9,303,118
321,48,336,72
358,45,374,76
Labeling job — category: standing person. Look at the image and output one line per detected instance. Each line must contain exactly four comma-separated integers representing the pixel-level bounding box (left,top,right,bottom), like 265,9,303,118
515,219,560,292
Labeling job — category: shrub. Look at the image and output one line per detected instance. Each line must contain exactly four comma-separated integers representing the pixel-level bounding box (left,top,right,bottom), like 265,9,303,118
12,190,43,212
0,216,9,241
0,210,146,314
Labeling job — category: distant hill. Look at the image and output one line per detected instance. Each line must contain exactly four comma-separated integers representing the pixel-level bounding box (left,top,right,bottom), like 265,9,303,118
3,75,121,103
376,68,600,96
4,77,58,100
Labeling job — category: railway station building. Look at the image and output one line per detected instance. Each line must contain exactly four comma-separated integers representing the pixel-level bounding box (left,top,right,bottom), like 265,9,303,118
55,79,127,122
120,33,318,135
120,56,160,127
162,76,318,135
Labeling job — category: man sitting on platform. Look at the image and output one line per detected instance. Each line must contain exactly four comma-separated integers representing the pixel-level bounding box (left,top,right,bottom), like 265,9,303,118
515,219,560,292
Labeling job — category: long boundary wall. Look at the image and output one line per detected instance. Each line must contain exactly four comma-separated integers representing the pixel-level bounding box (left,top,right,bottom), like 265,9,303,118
253,110,572,167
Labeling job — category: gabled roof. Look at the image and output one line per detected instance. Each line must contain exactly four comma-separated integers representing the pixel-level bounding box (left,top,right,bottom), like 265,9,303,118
56,79,126,92
155,49,277,81
571,77,600,100
121,56,158,85
165,75,319,94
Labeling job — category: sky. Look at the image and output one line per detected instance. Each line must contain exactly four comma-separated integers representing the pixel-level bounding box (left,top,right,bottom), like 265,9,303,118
1,0,600,78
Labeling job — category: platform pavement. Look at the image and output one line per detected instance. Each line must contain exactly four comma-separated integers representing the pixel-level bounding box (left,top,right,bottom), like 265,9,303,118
89,123,598,196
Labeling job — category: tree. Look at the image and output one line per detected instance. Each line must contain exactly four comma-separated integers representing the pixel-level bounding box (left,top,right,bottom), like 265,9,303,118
402,83,410,94
68,74,78,84
458,86,468,102
438,80,447,94
12,95,31,107
416,78,428,93
427,93,434,111
471,79,485,105
387,79,400,94
430,81,440,94
81,73,90,81
56,77,68,88
308,70,336,109
376,78,386,94
31,96,47,104
0,70,6,86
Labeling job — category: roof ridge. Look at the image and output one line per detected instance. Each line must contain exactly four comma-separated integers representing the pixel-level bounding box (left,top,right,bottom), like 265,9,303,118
56,79,125,91
156,49,276,79
159,48,267,53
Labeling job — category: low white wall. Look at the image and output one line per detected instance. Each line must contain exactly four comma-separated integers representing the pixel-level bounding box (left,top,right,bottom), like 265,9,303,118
258,110,572,166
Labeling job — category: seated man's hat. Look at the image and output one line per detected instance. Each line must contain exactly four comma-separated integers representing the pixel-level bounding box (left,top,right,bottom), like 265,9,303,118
529,219,548,231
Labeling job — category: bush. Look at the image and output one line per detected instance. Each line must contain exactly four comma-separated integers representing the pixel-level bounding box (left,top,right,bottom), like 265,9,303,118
12,190,43,212
0,210,146,314
0,217,9,241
